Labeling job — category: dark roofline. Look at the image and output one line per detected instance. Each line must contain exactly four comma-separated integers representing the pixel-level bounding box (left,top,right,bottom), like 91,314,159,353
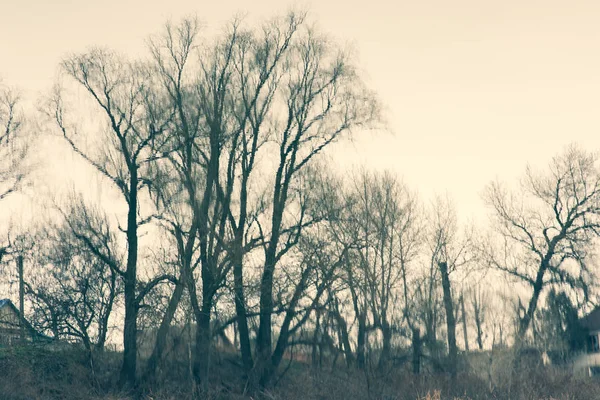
0,298,53,341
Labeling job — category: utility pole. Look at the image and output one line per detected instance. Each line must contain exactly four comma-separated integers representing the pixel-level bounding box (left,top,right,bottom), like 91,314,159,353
17,255,25,343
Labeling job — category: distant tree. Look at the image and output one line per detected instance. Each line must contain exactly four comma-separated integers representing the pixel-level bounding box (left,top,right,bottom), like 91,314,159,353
27,201,120,354
0,81,27,202
338,170,421,370
483,145,600,353
427,196,472,378
470,285,489,350
0,81,30,263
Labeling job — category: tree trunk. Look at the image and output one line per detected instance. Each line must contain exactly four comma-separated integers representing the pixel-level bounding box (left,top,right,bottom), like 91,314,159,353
193,303,211,390
517,263,547,341
256,261,275,379
118,168,139,390
312,310,321,368
255,194,285,387
461,294,469,352
261,264,316,386
332,304,354,367
120,275,138,388
412,327,421,374
356,314,367,369
439,262,457,378
513,262,547,369
474,298,484,350
144,278,184,382
96,270,117,352
233,238,253,372
425,308,439,361
378,322,392,370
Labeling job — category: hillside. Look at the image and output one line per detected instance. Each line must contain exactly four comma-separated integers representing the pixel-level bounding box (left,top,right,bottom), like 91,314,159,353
2,345,600,400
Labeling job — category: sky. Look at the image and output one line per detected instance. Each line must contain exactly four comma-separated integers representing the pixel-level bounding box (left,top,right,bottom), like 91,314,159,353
2,0,600,224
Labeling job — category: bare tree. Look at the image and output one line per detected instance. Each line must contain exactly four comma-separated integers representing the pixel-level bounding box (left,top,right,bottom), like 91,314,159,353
250,22,379,387
152,12,380,388
48,51,174,388
27,201,120,354
340,171,421,370
0,82,30,264
483,145,600,352
0,81,27,203
470,285,489,350
427,196,472,378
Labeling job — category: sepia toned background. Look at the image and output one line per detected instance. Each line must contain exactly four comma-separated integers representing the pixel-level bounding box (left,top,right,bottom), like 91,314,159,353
2,0,600,223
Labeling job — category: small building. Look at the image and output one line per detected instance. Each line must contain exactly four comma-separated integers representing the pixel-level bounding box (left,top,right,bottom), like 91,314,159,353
573,307,600,376
0,298,49,346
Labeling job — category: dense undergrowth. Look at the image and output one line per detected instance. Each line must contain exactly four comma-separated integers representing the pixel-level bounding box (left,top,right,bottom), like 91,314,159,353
1,345,600,400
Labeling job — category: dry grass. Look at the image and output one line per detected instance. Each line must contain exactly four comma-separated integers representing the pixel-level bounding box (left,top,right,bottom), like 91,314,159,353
1,346,600,400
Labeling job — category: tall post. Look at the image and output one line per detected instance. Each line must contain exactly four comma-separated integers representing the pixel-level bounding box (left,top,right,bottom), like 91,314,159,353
17,255,25,343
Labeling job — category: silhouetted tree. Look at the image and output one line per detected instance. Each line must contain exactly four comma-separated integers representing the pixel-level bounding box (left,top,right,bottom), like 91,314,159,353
0,81,31,263
483,145,600,354
49,51,174,389
0,81,27,202
27,200,120,354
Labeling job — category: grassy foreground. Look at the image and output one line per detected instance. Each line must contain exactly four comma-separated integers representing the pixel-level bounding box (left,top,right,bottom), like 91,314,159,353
1,346,600,400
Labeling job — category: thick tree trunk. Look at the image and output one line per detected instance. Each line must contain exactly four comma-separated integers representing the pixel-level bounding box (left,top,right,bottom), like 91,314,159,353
517,263,547,341
118,168,139,390
255,195,285,387
378,322,392,370
233,239,253,372
439,262,457,378
356,315,367,369
120,276,138,388
513,262,547,370
412,327,421,374
256,261,275,373
193,303,212,390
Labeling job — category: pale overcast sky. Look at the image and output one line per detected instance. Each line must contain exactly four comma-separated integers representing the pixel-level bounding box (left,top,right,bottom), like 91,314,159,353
2,0,600,223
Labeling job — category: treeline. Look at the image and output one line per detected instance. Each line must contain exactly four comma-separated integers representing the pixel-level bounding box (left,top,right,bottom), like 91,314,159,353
1,10,600,396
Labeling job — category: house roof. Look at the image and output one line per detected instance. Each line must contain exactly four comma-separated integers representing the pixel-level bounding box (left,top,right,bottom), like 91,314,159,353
0,298,52,341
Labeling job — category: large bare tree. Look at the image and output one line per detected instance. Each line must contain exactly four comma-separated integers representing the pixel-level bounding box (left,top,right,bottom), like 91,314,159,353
483,145,600,351
49,50,174,388
247,17,379,387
